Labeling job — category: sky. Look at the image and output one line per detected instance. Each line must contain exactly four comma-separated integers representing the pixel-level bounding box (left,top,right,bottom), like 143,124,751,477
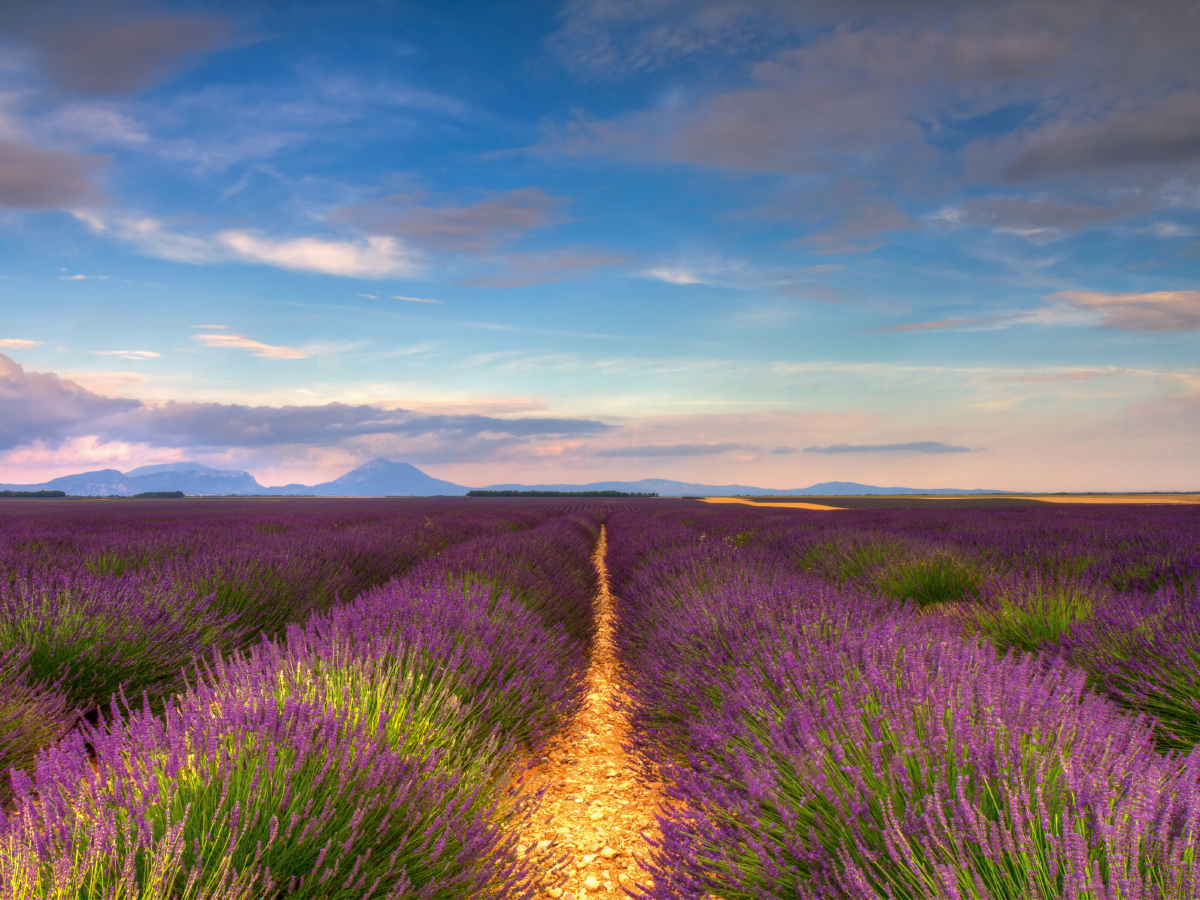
1,0,1198,491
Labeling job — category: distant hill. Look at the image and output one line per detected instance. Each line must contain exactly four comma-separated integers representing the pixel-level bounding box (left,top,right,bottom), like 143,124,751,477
264,459,467,496
482,478,1003,497
1,460,1001,497
0,464,262,497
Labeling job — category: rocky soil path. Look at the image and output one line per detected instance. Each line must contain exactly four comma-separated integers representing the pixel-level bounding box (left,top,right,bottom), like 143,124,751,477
515,524,662,899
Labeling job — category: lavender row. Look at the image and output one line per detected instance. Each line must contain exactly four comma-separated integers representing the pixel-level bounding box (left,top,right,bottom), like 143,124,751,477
607,511,1200,899
0,499,576,786
621,502,1200,752
1,512,601,898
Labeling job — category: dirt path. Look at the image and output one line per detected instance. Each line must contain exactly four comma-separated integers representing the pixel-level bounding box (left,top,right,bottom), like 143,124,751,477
515,524,662,898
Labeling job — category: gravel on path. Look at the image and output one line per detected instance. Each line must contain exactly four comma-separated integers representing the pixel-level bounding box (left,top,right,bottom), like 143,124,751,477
514,524,664,899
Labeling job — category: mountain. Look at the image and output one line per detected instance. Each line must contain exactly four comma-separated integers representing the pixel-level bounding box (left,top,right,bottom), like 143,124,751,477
1,460,1000,497
0,463,265,497
264,459,467,496
482,478,1002,496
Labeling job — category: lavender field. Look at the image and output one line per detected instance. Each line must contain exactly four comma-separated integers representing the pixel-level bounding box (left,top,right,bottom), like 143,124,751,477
1,497,1198,898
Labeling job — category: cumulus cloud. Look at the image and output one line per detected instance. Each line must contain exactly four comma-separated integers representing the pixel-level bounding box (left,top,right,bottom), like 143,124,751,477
0,141,107,208
338,188,566,252
0,353,612,453
804,441,972,454
1055,290,1200,331
594,442,747,457
0,339,43,349
0,353,139,450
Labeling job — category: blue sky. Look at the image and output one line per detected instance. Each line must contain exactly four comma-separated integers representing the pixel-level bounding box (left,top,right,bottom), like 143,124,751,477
1,0,1198,490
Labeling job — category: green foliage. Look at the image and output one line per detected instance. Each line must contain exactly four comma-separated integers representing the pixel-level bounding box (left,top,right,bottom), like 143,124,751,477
969,578,1096,653
875,553,983,607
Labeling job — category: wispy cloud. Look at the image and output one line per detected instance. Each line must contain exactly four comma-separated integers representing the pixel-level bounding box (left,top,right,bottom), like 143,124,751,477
804,441,973,454
871,302,1099,333
338,188,566,252
1055,290,1200,331
645,266,709,285
74,213,423,279
641,257,851,303
393,295,444,304
93,350,161,360
217,231,421,279
459,248,629,288
59,274,109,281
0,339,43,349
594,442,748,457
995,369,1126,383
870,315,1011,333
191,332,308,360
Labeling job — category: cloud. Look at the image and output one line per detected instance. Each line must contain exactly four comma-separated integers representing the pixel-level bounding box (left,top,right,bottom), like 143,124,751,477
460,248,629,288
541,0,1200,246
0,353,612,453
930,196,1143,243
995,368,1124,383
796,199,921,254
216,231,421,279
338,188,566,252
31,14,234,94
393,295,444,304
0,141,107,208
594,442,747,457
871,315,1010,333
0,352,139,451
108,403,612,450
74,213,423,279
804,441,973,454
545,0,974,79
38,104,149,145
74,212,223,264
995,90,1200,181
93,350,160,361
60,274,109,281
771,445,798,454
640,258,852,303
1055,290,1200,331
191,332,309,360
0,339,42,349
645,266,707,285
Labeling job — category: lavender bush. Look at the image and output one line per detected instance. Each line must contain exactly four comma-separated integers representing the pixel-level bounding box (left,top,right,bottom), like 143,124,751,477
607,512,1200,899
0,505,602,899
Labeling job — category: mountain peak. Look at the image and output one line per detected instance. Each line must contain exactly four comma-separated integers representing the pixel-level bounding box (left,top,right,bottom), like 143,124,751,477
125,462,214,477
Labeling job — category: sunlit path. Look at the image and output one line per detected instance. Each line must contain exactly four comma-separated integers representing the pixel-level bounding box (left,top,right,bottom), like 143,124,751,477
515,525,663,898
